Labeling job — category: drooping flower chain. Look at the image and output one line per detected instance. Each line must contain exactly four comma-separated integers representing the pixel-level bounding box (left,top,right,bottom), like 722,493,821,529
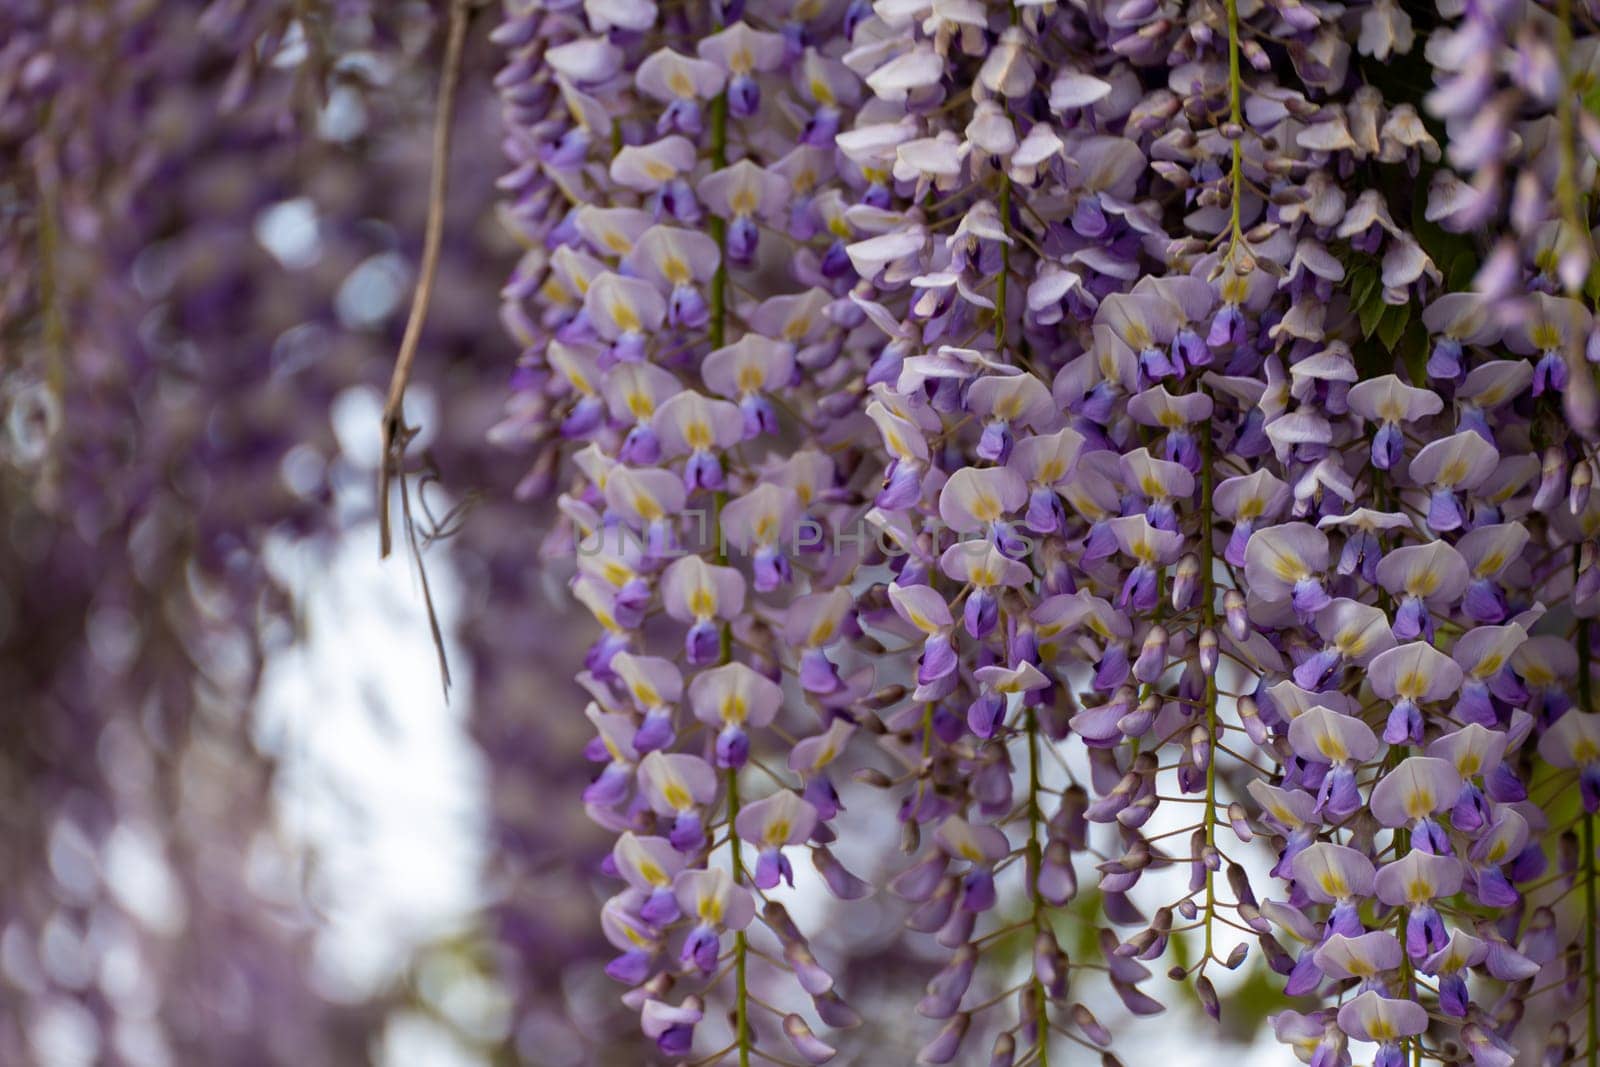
495,0,1600,1063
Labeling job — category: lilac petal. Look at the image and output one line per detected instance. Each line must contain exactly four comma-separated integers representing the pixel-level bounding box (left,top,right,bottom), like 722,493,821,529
715,725,750,768
965,588,1000,638
682,925,721,974
967,692,1005,738
961,868,997,911
800,647,844,694
1462,578,1508,622
1382,700,1423,745
1428,488,1465,531
812,846,869,900
606,949,653,985
634,709,677,753
686,620,721,665
669,811,706,852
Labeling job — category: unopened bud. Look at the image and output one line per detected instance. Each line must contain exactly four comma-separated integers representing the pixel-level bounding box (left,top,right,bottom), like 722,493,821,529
1134,624,1170,683
1071,1003,1111,1047
1196,975,1220,1021
1237,693,1268,745
864,685,907,709
1118,693,1158,736
1223,589,1249,640
784,1014,837,1065
1189,723,1212,773
917,1012,971,1065
1198,627,1219,676
1227,803,1252,843
1172,554,1199,610
1535,446,1568,510
1571,457,1592,514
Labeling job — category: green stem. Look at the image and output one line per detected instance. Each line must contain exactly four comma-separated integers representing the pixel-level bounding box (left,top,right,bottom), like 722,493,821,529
1394,807,1417,1066
727,766,750,1067
999,120,1041,1057
1581,547,1597,1067
1223,0,1245,261
707,80,748,1067
709,90,729,349
1554,0,1589,289
996,175,1011,354
1027,707,1051,1067
1199,385,1220,970
1586,807,1597,1067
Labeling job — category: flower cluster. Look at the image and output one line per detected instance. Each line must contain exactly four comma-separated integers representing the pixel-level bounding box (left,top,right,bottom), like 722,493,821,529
0,3,596,1063
496,0,1600,1063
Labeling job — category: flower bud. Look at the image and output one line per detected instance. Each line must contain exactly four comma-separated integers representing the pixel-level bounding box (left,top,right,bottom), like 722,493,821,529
1228,862,1257,907
853,768,894,788
1198,627,1219,676
1571,456,1592,515
1535,446,1568,510
1189,723,1212,773
813,989,861,1030
1034,930,1068,995
1223,589,1249,640
1117,692,1159,736
784,1014,837,1065
1071,1003,1111,1046
864,684,908,709
938,903,977,948
1237,693,1268,745
907,877,959,932
917,945,977,1019
1117,793,1159,829
1171,553,1199,610
1133,624,1169,683
1038,840,1078,905
811,845,870,899
916,1013,971,1064
784,940,835,996
1227,803,1252,842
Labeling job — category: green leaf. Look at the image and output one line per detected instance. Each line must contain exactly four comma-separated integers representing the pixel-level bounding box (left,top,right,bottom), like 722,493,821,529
1377,303,1410,351
1359,294,1387,339
1584,77,1600,122
1347,263,1379,312
1585,261,1600,306
1354,337,1391,379
1446,249,1477,292
1398,318,1429,383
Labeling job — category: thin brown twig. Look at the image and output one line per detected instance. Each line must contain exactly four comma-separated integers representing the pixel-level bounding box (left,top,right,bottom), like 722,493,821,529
378,0,472,558
398,458,453,694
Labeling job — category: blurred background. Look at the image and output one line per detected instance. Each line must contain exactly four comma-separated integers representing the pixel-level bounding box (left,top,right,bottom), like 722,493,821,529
0,4,1289,1064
